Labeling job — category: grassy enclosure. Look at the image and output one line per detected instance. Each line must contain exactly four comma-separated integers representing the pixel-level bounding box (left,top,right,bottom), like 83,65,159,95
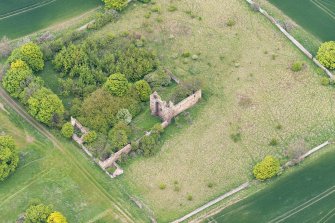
83,0,335,221
0,100,147,222
0,0,101,39
268,0,335,42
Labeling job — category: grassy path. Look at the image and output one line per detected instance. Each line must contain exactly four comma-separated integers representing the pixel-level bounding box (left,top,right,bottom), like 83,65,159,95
0,87,138,223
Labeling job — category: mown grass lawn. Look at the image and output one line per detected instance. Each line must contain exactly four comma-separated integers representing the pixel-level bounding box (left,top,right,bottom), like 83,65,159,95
0,0,102,39
0,100,147,222
91,0,335,221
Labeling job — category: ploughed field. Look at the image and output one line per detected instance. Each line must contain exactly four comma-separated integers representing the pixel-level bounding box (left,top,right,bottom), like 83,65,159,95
268,0,335,41
0,0,101,38
208,145,335,223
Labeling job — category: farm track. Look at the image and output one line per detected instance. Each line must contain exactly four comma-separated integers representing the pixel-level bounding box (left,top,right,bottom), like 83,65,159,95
0,0,57,20
0,87,138,223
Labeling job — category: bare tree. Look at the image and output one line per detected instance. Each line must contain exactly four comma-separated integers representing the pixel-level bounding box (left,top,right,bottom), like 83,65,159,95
0,36,12,58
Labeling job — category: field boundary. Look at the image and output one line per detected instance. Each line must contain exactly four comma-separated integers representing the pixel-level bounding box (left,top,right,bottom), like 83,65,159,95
0,0,57,20
171,182,250,223
245,0,334,78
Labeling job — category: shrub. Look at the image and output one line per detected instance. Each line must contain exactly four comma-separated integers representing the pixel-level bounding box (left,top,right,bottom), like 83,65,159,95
269,138,278,146
47,212,68,223
230,132,241,142
103,0,128,11
226,19,236,27
25,203,52,223
116,109,132,124
134,80,152,101
159,183,166,190
187,194,193,201
8,42,44,71
0,135,19,181
144,69,171,88
168,5,177,12
88,10,118,30
104,73,129,96
321,77,330,86
61,122,74,138
291,61,304,72
317,41,335,70
253,156,280,180
83,131,97,144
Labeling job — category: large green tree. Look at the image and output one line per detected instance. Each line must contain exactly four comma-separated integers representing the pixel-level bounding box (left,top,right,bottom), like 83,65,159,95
104,73,129,96
2,60,33,98
27,88,65,126
134,80,152,101
0,135,19,181
79,88,139,133
24,203,52,223
9,42,44,71
317,41,335,70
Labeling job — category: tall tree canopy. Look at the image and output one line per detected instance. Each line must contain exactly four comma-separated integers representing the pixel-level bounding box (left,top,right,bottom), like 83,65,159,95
8,42,44,71
27,87,65,126
0,135,19,181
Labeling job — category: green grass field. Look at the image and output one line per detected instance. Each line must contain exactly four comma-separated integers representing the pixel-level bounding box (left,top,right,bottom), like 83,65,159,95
208,145,335,222
89,0,335,221
0,0,101,39
0,100,148,222
268,0,335,41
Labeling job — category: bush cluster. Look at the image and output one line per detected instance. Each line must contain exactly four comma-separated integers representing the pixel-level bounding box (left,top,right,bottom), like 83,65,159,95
253,156,280,180
317,41,335,70
23,202,67,223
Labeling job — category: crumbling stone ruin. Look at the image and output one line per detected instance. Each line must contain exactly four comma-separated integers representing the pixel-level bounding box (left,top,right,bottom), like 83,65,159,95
150,90,202,122
70,89,202,179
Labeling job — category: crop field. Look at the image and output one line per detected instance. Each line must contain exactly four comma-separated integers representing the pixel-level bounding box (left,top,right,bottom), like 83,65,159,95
268,0,335,41
0,99,147,222
0,0,101,39
89,0,335,221
207,145,335,223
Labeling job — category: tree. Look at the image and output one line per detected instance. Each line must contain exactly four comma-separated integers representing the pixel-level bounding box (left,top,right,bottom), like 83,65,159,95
61,122,74,138
2,60,33,98
83,131,97,144
134,80,152,101
140,135,157,157
109,129,128,150
53,44,88,75
317,41,335,70
24,203,52,223
9,42,44,71
104,73,129,96
0,135,19,181
27,87,65,126
47,212,67,223
103,0,128,11
253,156,280,181
116,108,132,124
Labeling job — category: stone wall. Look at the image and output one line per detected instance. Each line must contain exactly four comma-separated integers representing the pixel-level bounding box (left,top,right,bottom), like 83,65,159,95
150,90,202,122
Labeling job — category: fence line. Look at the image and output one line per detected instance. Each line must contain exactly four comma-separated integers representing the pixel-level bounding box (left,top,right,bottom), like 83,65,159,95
171,182,250,223
245,0,334,78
